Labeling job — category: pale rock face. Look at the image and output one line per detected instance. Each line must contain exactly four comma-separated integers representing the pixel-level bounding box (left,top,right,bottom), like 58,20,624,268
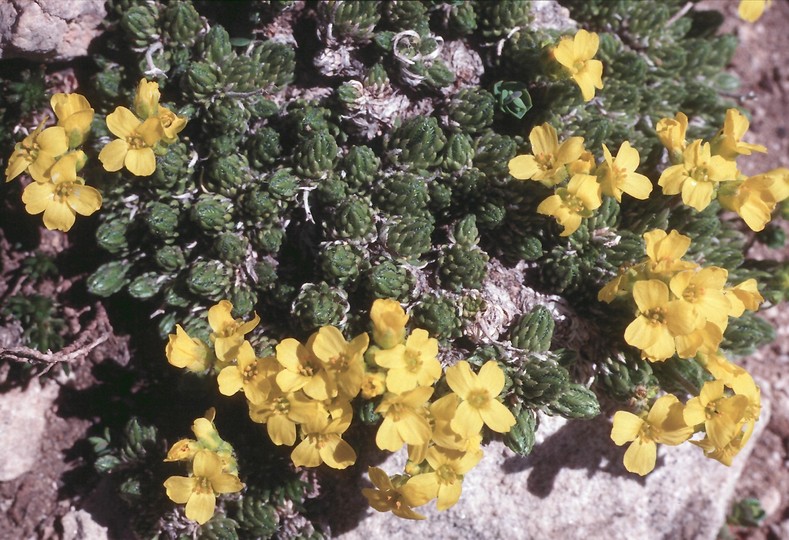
0,0,106,60
333,397,769,540
0,380,59,481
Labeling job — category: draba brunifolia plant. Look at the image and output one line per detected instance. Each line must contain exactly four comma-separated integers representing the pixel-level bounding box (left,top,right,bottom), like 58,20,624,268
3,0,788,536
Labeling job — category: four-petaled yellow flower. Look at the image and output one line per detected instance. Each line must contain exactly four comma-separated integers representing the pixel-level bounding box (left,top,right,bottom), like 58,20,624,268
406,445,483,510
508,123,585,187
163,450,243,525
724,279,763,317
599,142,652,202
51,93,94,148
611,394,692,476
207,300,261,363
362,467,433,520
375,386,433,451
623,280,697,361
21,152,102,231
166,324,214,372
683,380,749,450
99,106,163,176
276,336,336,400
291,414,357,469
5,120,68,182
248,387,322,446
552,29,604,101
658,140,738,211
216,341,275,404
669,267,731,332
536,173,602,236
445,360,516,438
374,328,442,394
311,326,369,399
718,169,789,232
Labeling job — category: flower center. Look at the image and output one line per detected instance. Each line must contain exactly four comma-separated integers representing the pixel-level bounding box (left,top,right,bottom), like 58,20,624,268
691,166,711,183
644,307,667,325
682,284,703,303
126,132,148,149
404,349,422,372
242,363,258,382
273,396,290,415
535,152,554,170
436,464,458,484
467,389,489,409
194,477,213,495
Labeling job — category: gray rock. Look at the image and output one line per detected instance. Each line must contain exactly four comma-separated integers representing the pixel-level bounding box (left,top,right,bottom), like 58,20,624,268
0,380,59,481
60,509,109,540
0,0,106,60
335,397,769,540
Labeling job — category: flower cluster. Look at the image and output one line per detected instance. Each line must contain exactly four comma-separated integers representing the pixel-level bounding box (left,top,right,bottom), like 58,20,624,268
508,123,651,236
99,79,187,176
551,29,604,102
610,352,761,476
602,229,763,474
165,298,516,520
656,108,789,231
163,410,244,525
5,93,102,231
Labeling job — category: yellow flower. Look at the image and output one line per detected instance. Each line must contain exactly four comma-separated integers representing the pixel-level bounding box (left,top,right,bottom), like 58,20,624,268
656,112,688,158
610,394,692,476
216,341,275,404
207,300,261,364
724,279,763,317
536,173,602,236
445,360,516,438
406,445,483,510
508,123,585,187
51,93,94,148
426,393,481,453
166,324,214,372
623,280,698,362
248,388,322,446
164,438,200,462
669,267,731,332
552,29,604,101
276,336,336,400
684,380,749,450
360,370,387,399
658,140,738,211
21,152,102,232
674,321,723,359
158,105,188,144
714,108,767,160
290,414,357,469
134,78,161,120
718,170,788,232
99,106,163,176
739,0,772,23
642,229,697,278
375,386,433,451
5,120,68,182
163,450,244,525
311,326,369,399
692,431,748,466
362,467,433,520
598,142,652,202
373,329,441,394
370,298,409,349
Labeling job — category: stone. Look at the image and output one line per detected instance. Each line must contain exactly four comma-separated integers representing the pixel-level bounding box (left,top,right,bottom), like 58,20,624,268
0,380,59,481
334,397,769,540
0,0,107,60
60,509,109,540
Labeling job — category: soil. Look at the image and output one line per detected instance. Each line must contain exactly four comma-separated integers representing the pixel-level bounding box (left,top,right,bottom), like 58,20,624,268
0,2,788,539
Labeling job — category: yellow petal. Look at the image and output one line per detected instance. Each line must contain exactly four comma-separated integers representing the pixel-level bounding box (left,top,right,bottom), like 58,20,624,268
21,181,54,215
210,472,243,494
445,360,475,399
530,123,559,156
436,480,463,511
623,438,657,476
681,179,714,212
479,399,516,433
477,360,505,395
451,400,484,437
68,185,102,216
217,366,243,396
320,437,356,469
163,476,195,504
508,154,539,180
42,200,76,231
98,139,129,172
267,415,296,446
125,147,157,176
574,29,599,60
291,439,322,467
185,491,216,525
106,106,140,138
611,411,643,445
632,280,669,312
37,126,68,156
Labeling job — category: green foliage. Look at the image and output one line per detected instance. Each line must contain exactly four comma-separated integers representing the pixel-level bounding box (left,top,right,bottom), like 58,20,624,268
2,294,65,353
